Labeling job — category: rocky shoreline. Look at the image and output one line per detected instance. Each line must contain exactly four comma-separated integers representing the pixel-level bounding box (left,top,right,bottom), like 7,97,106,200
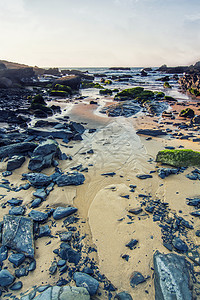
0,60,200,299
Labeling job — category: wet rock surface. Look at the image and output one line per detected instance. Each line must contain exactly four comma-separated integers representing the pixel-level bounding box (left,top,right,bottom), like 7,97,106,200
154,251,193,300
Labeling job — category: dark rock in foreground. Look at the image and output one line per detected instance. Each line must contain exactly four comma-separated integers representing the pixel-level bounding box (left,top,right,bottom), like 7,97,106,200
31,286,90,300
0,269,15,286
114,292,133,300
0,142,36,159
73,272,99,296
154,251,192,300
130,271,146,288
2,215,34,257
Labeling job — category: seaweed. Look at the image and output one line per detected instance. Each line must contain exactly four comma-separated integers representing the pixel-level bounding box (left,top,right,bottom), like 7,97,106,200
156,149,200,167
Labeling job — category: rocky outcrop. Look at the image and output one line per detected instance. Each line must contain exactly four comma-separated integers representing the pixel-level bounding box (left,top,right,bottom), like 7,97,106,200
0,67,35,86
28,139,62,172
54,75,81,90
153,251,192,300
179,73,200,96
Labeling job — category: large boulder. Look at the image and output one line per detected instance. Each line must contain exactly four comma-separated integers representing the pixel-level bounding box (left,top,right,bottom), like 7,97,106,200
28,139,62,172
0,142,37,158
156,149,200,167
153,251,193,300
0,67,35,85
53,207,77,220
2,215,34,257
27,128,73,141
32,286,90,300
0,77,12,88
54,75,81,90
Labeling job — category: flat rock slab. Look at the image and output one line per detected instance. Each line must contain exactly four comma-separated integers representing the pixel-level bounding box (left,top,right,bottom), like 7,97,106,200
25,285,90,300
56,172,85,186
0,142,37,158
154,250,192,300
2,215,34,258
53,207,77,220
136,129,167,137
22,173,52,188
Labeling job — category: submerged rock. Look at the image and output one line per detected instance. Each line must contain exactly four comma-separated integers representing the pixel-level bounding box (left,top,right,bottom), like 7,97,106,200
2,215,34,257
153,251,192,300
156,149,200,167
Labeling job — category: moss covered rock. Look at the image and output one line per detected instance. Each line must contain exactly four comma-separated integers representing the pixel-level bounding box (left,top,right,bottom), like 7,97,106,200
54,84,72,94
104,79,112,85
164,95,177,102
156,149,200,167
114,87,144,101
81,81,103,89
99,89,113,95
154,92,165,98
163,82,172,89
188,88,200,97
179,108,195,118
31,94,46,107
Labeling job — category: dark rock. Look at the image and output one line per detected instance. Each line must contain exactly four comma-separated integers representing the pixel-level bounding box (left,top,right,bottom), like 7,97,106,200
73,272,99,296
28,259,36,271
59,243,81,264
31,198,42,208
38,225,51,237
7,198,23,206
49,261,57,275
0,142,36,159
158,168,178,179
128,208,142,215
0,245,8,261
2,171,12,177
69,121,85,134
22,173,52,188
136,129,167,137
29,210,48,222
7,155,25,171
53,207,77,220
0,269,15,286
9,253,25,267
9,281,23,290
33,188,46,200
2,215,34,257
60,232,73,242
28,139,62,172
130,271,146,288
56,172,85,186
126,239,138,250
32,286,90,300
172,237,188,252
136,174,153,179
9,206,25,216
101,172,116,176
114,291,133,300
154,250,192,300
27,128,73,141
179,108,195,118
15,267,28,278
190,211,200,217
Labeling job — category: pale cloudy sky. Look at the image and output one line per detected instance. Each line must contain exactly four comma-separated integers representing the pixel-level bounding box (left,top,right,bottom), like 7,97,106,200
0,0,199,67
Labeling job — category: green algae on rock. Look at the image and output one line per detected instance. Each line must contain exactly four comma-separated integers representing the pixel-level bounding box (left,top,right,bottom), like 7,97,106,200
81,81,103,89
99,89,113,95
179,108,195,118
156,149,200,167
163,81,172,88
164,95,177,102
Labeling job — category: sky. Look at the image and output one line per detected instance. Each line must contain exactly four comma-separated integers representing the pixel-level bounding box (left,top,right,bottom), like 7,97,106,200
0,0,200,67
